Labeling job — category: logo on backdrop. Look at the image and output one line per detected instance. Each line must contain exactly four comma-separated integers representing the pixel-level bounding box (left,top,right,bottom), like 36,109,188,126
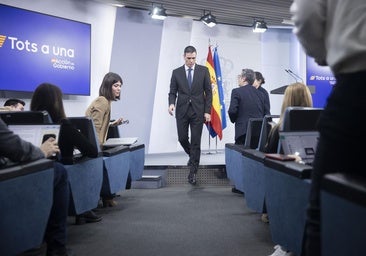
2,35,75,70
0,35,6,47
306,56,334,108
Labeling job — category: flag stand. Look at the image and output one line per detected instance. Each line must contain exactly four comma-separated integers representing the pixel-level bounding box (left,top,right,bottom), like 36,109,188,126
204,122,216,155
214,136,222,154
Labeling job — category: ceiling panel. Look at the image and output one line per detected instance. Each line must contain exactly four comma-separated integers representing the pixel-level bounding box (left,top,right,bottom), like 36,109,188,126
99,0,293,28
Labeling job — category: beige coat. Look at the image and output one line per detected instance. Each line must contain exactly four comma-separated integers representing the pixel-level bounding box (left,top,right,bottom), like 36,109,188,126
85,96,111,146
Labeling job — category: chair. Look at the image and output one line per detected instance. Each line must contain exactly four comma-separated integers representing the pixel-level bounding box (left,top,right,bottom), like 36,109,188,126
107,120,120,139
0,159,54,255
321,173,366,256
244,118,264,149
68,117,101,154
64,117,104,215
0,110,52,124
281,107,323,132
257,114,279,152
278,107,323,153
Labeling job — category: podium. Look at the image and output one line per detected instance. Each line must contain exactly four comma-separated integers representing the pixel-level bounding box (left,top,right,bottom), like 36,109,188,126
271,85,316,94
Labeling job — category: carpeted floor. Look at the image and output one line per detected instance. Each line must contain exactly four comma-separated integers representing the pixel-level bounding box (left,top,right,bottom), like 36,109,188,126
67,185,275,256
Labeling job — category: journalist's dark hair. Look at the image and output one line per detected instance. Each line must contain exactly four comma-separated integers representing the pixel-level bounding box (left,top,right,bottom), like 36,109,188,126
30,83,67,123
99,72,122,101
4,98,25,107
184,45,197,55
255,71,266,85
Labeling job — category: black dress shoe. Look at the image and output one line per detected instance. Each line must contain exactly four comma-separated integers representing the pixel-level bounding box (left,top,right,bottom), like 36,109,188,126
47,246,74,256
188,172,197,185
231,187,244,195
75,210,102,225
187,159,192,166
18,242,46,256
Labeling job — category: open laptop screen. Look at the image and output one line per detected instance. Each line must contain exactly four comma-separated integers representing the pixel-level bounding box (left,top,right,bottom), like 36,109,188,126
8,124,60,147
279,131,319,165
103,137,138,148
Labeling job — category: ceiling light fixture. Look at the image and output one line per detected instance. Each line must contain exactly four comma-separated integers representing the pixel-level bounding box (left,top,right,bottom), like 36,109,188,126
150,5,167,20
200,11,217,28
252,19,268,33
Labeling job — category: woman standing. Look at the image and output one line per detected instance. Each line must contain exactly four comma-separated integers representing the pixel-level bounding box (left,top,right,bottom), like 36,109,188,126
86,72,124,146
86,72,125,207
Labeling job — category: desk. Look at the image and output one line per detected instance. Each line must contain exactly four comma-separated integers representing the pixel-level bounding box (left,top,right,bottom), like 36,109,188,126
241,149,267,213
65,156,103,215
225,143,246,193
321,173,366,256
128,143,145,181
101,145,130,196
264,158,312,255
0,159,54,255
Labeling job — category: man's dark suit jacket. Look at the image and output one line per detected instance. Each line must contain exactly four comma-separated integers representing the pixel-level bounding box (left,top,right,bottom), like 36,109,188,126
168,64,212,122
228,84,265,141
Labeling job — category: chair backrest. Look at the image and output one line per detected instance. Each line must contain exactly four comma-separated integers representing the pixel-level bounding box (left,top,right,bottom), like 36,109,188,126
278,107,323,154
244,118,264,149
281,107,323,132
0,110,52,125
68,117,101,153
257,114,280,152
107,120,120,139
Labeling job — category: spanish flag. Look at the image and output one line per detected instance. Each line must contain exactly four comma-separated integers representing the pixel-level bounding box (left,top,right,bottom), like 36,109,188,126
206,45,222,139
213,47,227,131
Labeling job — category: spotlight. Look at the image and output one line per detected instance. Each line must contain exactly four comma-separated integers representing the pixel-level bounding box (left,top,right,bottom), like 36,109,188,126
200,11,217,28
150,5,167,20
252,20,267,33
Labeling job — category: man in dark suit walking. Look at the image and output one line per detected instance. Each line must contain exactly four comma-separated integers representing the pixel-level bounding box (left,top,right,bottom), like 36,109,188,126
168,45,212,185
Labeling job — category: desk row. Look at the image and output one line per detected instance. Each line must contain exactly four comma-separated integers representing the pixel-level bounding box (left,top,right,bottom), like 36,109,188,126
225,143,366,256
0,144,145,256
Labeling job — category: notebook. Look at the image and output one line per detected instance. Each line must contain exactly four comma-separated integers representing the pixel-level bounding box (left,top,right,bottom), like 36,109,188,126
8,124,61,147
279,131,319,165
103,137,138,147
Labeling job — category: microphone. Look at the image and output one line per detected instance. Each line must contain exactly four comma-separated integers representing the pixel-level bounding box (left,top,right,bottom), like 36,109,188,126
122,119,129,125
287,69,304,83
285,69,298,82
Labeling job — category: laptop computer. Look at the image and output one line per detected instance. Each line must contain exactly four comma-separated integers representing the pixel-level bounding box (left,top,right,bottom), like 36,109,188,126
103,137,138,148
279,131,319,165
8,124,61,147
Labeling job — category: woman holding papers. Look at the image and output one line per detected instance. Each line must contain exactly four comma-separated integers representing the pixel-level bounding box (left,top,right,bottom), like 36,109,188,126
86,72,125,147
85,72,125,207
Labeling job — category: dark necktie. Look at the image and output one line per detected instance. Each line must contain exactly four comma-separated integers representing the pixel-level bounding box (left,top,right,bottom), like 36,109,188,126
187,68,192,88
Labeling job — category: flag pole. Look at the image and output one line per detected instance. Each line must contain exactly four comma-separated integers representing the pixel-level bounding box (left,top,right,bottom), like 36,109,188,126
204,122,214,155
215,136,218,153
208,122,211,152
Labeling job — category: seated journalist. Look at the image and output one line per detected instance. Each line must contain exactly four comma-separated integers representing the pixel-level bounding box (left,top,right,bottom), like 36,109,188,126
0,118,72,256
1,98,26,111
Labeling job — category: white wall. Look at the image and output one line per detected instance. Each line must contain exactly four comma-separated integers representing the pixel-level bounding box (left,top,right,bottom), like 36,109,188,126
0,1,303,154
148,19,296,153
